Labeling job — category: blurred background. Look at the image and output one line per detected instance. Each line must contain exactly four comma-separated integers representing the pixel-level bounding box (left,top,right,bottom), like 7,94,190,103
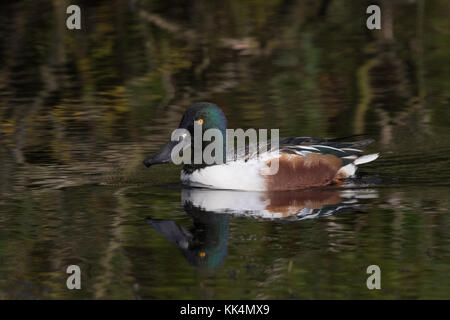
0,0,449,299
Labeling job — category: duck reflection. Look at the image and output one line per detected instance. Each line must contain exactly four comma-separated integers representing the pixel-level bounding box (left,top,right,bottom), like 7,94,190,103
147,207,229,270
181,187,377,220
147,187,377,269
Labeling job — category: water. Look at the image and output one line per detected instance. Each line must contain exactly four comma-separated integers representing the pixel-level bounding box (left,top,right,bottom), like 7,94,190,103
0,0,449,299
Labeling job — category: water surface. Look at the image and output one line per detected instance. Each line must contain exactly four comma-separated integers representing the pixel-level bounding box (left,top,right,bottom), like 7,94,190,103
0,0,449,299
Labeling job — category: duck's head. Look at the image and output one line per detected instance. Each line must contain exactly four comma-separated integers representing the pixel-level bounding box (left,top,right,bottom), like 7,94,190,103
143,102,227,167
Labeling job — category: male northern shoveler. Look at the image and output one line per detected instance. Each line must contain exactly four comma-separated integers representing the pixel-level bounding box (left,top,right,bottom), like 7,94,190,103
143,102,379,191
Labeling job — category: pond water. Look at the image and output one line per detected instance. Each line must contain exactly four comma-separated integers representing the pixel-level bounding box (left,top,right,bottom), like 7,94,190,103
0,0,449,299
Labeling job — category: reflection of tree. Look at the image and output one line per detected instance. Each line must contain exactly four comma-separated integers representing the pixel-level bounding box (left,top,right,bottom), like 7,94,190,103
93,186,136,299
0,0,446,183
353,0,433,147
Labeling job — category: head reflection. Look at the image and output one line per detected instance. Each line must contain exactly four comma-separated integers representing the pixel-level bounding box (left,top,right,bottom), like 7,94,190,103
147,187,377,269
147,205,229,270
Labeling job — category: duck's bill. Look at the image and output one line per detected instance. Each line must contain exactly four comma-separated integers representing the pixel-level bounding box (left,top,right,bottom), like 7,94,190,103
143,140,178,167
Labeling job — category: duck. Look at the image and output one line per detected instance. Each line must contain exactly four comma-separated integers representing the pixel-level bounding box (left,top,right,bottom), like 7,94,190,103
143,102,379,191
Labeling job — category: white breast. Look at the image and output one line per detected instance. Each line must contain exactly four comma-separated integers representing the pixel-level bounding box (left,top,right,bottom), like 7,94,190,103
180,155,278,191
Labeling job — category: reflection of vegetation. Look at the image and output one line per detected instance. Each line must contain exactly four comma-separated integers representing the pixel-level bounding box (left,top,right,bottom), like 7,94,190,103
0,0,448,175
0,0,449,299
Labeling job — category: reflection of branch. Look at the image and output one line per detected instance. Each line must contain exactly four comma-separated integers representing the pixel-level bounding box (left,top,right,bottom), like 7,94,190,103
93,186,136,299
2,1,66,165
376,99,430,146
416,0,426,101
381,0,394,42
354,57,376,134
139,10,196,41
139,9,261,54
1,7,25,164
12,57,60,166
161,71,175,105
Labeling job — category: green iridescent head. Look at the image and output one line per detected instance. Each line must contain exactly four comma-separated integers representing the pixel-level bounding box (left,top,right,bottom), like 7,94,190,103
143,102,227,168
178,102,227,138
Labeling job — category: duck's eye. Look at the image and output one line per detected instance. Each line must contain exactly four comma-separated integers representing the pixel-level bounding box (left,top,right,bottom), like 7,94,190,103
197,118,204,125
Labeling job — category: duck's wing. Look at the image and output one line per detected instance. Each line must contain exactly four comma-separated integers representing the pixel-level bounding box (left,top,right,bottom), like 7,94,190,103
278,137,376,165
227,136,376,165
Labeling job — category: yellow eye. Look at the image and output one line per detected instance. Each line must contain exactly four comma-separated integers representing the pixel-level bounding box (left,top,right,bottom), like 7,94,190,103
197,118,204,125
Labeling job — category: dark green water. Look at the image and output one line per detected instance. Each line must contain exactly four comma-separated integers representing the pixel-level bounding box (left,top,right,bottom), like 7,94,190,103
0,0,449,299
